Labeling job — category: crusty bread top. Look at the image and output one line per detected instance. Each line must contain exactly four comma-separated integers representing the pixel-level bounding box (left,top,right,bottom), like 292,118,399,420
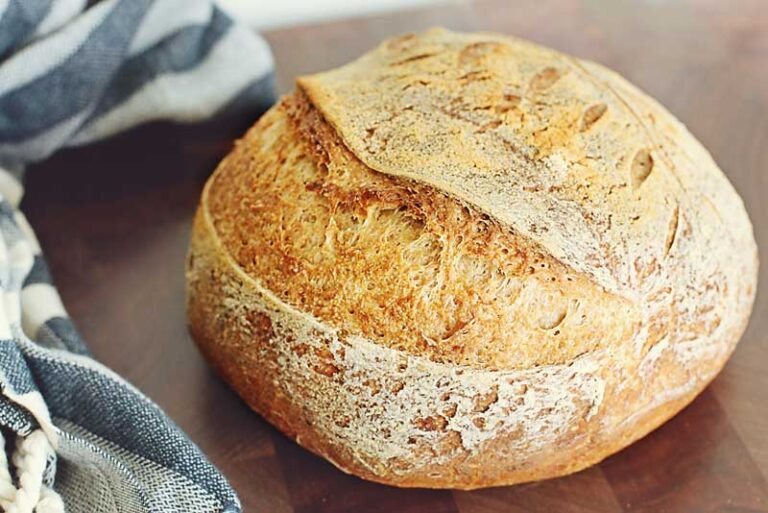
206,92,637,370
299,28,756,301
205,28,756,373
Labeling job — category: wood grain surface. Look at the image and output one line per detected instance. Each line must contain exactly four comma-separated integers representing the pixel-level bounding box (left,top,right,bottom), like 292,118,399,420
22,1,768,511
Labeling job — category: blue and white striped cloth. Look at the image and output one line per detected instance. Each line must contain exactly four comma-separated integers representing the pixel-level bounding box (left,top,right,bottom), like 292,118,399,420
0,1,275,512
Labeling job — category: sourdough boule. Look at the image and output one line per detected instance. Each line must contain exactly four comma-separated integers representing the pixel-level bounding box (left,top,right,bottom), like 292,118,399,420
186,28,758,489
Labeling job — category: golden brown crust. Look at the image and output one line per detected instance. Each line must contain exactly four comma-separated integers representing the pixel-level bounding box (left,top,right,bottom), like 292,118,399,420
205,92,637,370
186,28,758,489
298,28,756,304
186,206,730,488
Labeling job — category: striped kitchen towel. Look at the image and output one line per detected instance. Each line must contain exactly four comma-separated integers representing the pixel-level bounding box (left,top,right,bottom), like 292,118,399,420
0,1,275,512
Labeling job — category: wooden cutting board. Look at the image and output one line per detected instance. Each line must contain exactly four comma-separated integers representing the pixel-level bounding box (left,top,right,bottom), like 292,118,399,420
24,1,768,511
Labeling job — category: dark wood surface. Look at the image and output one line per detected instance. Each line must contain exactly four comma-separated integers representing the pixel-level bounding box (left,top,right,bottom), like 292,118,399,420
22,1,768,511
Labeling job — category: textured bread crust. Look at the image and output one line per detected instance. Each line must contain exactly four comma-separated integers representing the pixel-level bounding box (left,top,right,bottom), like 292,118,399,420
186,29,758,489
204,91,638,370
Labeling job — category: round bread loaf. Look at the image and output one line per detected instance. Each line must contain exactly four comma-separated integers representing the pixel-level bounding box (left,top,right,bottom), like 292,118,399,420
186,28,757,489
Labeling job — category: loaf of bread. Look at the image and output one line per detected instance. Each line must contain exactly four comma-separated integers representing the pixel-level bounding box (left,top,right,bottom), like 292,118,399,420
186,28,757,489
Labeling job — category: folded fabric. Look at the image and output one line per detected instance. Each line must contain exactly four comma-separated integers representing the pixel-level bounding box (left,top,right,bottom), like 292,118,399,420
0,1,275,512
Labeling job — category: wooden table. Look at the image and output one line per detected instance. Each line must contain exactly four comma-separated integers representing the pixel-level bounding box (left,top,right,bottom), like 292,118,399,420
23,1,768,511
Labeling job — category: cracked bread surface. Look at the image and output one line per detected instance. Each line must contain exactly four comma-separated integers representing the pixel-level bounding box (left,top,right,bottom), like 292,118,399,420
205,91,638,370
186,28,757,488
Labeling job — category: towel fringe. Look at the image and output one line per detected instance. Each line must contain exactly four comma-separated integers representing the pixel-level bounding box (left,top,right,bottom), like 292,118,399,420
0,430,64,513
0,430,15,510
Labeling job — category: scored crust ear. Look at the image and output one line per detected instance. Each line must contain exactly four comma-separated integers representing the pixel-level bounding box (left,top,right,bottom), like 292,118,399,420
298,28,755,307
202,91,639,371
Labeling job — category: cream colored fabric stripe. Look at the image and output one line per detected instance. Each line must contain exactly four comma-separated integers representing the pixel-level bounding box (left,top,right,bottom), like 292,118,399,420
70,24,273,143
